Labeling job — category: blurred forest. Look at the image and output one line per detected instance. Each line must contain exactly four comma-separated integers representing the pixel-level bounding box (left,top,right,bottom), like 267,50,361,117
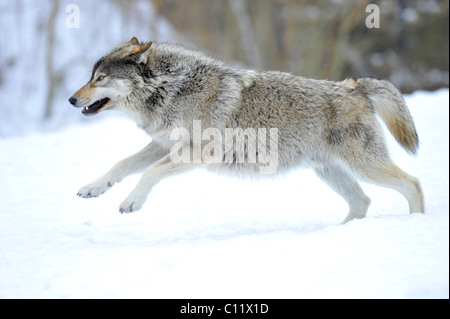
0,0,448,136
153,0,449,93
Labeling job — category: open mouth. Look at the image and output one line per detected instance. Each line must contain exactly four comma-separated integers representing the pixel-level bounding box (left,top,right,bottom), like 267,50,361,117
82,98,110,115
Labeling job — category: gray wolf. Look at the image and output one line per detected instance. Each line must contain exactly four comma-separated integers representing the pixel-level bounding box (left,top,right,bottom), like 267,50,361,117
69,37,424,223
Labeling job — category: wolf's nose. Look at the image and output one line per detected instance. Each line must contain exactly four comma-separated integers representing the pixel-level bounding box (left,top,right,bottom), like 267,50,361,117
68,96,77,105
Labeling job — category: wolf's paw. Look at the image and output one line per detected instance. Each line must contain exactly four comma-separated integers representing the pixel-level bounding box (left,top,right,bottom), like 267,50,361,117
119,193,145,214
77,180,113,198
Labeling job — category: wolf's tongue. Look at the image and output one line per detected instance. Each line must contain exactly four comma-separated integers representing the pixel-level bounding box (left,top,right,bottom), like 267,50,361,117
82,98,110,115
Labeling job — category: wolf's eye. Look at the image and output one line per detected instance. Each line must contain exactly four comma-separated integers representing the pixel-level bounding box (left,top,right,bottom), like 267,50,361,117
97,75,105,82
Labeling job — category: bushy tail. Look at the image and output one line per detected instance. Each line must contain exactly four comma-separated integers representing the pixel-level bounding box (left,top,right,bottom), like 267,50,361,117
357,78,419,154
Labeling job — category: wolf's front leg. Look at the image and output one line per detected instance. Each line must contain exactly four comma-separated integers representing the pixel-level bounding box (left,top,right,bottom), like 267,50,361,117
119,155,199,213
77,142,167,198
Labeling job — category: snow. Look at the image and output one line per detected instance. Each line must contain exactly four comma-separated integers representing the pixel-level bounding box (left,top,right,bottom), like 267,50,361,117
0,89,448,298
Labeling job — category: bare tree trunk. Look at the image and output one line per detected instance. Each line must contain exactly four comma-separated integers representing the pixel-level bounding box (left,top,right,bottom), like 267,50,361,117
44,0,59,120
228,0,261,68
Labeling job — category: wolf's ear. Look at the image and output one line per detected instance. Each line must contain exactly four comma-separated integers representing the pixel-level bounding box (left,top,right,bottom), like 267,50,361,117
130,37,139,45
133,41,152,65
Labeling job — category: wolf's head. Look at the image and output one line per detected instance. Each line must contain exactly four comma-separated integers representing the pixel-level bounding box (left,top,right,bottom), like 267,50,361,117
69,37,153,116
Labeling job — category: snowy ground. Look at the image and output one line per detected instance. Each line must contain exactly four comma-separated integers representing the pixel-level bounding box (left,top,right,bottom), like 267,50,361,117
0,89,448,299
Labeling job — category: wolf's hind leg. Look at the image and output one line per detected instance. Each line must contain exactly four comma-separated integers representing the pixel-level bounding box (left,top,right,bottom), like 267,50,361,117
357,161,424,214
77,142,167,198
314,163,371,224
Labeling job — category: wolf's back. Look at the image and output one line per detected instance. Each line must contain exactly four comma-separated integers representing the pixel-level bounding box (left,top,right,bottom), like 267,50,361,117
357,78,419,154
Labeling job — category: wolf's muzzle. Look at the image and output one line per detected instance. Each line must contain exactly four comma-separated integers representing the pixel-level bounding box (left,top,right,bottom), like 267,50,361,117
69,96,78,106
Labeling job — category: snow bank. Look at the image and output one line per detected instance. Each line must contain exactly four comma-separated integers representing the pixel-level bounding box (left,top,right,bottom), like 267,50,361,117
0,89,448,298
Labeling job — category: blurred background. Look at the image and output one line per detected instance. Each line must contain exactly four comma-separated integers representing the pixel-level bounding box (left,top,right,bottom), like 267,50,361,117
0,0,448,136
